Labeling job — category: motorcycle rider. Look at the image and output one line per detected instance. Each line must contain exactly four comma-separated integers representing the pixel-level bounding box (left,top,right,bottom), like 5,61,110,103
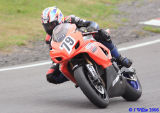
41,6,132,84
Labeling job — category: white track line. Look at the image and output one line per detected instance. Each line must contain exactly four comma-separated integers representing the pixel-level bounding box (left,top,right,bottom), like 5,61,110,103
0,39,160,72
118,39,160,51
139,20,160,26
0,61,52,72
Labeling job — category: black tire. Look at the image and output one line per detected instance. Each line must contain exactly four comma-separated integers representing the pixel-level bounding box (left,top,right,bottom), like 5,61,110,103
122,74,142,101
74,66,109,108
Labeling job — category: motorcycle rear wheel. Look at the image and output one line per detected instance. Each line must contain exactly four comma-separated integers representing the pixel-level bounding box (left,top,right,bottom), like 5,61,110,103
74,66,109,108
122,74,142,101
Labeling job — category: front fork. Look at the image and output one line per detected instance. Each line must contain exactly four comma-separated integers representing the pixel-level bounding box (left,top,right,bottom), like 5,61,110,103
70,55,105,88
84,56,106,87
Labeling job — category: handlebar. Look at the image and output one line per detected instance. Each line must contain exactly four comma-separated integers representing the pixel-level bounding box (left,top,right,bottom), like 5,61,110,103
82,31,98,36
82,29,110,36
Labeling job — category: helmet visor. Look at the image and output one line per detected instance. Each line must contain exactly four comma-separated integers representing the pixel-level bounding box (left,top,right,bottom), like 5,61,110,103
42,21,59,35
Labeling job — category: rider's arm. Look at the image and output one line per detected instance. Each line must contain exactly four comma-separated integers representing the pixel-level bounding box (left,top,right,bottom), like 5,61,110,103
45,34,51,44
45,34,52,50
64,15,99,30
64,15,110,42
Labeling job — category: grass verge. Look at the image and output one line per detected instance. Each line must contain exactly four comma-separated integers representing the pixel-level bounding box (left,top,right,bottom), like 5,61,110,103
143,26,160,33
0,0,127,51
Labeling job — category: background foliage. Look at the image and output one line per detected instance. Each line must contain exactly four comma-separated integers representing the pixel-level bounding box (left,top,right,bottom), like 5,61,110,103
0,0,123,50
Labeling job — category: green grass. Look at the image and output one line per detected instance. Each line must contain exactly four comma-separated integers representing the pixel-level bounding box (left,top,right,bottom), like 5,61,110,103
0,0,126,51
121,18,129,23
143,26,160,33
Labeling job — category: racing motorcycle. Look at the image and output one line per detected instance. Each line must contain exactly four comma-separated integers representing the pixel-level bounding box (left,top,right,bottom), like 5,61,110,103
49,23,142,108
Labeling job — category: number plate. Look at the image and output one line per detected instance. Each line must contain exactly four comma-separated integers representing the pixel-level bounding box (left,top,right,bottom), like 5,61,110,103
60,36,76,54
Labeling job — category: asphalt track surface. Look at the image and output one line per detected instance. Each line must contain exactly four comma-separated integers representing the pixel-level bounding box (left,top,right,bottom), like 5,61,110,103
0,36,160,113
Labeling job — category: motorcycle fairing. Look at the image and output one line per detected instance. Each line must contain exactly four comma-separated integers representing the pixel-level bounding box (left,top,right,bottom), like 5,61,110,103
50,23,112,83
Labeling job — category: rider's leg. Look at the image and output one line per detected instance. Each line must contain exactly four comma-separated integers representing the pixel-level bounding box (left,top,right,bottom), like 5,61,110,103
102,41,132,68
46,63,68,84
97,29,132,68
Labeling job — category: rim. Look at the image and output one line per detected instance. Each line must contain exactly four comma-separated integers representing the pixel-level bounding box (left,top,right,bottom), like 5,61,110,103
128,79,139,90
95,85,105,94
122,69,140,90
126,74,140,90
86,68,107,100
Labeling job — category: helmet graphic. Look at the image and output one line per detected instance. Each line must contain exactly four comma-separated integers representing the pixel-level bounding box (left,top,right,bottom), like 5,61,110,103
41,6,64,35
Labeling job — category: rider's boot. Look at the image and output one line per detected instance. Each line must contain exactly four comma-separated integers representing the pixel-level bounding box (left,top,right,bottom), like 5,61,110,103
110,46,132,68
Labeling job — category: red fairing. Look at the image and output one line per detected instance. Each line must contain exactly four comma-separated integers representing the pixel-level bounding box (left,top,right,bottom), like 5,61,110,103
50,24,112,84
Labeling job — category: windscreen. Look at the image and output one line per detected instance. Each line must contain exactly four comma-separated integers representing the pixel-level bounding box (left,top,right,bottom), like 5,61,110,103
52,23,72,42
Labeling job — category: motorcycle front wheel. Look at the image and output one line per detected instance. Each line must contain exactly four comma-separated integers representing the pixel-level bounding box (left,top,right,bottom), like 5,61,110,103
74,66,109,108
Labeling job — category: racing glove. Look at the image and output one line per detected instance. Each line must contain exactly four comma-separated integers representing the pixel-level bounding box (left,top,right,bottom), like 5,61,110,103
98,29,111,43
